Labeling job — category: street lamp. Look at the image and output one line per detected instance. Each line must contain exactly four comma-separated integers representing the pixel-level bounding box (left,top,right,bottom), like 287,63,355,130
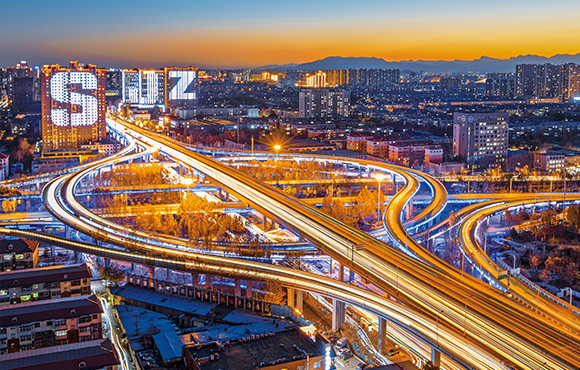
274,144,281,158
375,173,386,225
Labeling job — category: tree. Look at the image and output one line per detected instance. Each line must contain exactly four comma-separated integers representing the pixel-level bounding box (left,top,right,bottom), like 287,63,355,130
566,204,580,227
100,265,126,286
529,253,542,270
2,199,16,213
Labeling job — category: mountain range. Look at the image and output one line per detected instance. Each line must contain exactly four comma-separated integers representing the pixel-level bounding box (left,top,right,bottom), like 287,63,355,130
256,54,580,73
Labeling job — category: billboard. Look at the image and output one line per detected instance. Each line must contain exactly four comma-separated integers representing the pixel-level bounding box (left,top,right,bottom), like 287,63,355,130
164,67,199,108
41,61,106,149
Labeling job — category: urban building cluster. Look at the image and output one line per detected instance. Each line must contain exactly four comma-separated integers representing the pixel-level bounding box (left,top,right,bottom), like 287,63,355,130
0,242,119,369
486,63,580,101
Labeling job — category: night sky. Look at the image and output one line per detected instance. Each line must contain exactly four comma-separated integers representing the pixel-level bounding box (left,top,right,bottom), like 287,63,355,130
1,0,579,68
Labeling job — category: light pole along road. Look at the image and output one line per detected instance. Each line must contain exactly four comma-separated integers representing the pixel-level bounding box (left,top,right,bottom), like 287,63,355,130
31,116,580,369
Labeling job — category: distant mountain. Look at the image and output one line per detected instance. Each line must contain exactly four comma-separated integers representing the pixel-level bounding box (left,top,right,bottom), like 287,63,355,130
257,54,580,73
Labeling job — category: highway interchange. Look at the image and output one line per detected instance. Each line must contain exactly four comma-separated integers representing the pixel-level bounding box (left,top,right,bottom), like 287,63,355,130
2,116,580,369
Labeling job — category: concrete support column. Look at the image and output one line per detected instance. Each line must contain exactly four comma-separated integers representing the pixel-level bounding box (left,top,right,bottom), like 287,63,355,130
332,299,345,332
295,290,304,312
104,258,110,268
287,288,295,308
205,274,213,287
246,280,253,298
349,269,355,282
130,263,136,273
338,263,344,282
235,279,242,297
166,268,172,281
431,347,441,369
378,317,387,354
74,251,82,264
191,272,198,286
148,266,154,279
51,246,56,257
65,226,70,239
263,215,268,231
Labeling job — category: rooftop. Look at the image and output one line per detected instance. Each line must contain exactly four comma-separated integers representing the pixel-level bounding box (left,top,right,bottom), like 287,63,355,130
0,338,118,370
0,239,38,254
0,263,91,289
0,294,101,326
188,329,326,370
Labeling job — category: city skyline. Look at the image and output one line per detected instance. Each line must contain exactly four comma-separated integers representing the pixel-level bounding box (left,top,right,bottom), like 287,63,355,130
1,0,580,68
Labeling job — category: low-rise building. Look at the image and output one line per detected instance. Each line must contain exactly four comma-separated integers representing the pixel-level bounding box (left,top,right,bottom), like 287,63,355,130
0,153,9,181
0,239,39,272
0,263,92,305
0,338,119,370
346,132,373,152
533,151,565,172
0,294,103,354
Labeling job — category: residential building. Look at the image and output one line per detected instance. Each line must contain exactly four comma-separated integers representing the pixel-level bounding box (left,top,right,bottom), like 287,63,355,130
346,132,373,152
0,294,103,354
516,64,565,99
164,67,199,109
453,112,509,170
486,73,516,99
41,61,106,150
0,264,92,305
121,69,165,108
563,63,580,101
0,338,118,370
0,153,9,181
298,89,350,118
0,240,39,272
533,151,565,172
80,141,121,156
387,140,442,166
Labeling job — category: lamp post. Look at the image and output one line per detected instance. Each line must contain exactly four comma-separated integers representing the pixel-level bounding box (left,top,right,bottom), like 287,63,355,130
274,144,281,159
375,173,385,225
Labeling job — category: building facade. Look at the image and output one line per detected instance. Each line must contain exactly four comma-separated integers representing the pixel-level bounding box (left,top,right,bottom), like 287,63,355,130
0,153,9,181
0,294,103,354
164,67,199,109
298,89,350,118
533,151,565,172
0,264,92,305
0,240,39,272
486,72,516,99
453,112,509,170
41,61,106,150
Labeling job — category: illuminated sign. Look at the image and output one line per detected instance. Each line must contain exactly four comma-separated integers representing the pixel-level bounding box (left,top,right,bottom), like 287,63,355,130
164,67,199,108
167,70,196,100
121,69,165,108
50,71,99,127
574,96,580,101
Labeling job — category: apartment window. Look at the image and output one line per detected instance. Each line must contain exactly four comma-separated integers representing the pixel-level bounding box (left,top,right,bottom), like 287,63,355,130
20,334,33,342
54,320,66,327
19,325,33,332
51,290,61,296
71,280,81,287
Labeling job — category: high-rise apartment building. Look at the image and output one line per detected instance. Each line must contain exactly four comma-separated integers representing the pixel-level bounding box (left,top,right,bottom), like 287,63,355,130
298,89,350,118
121,69,165,108
563,63,580,101
164,67,199,109
516,64,565,99
485,72,516,98
41,61,106,150
453,112,509,170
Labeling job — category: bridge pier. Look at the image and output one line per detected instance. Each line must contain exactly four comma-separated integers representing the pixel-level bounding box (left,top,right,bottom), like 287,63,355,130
191,272,198,286
75,251,82,264
246,280,253,298
51,245,56,257
338,263,344,281
349,269,355,282
377,317,387,354
431,347,441,369
104,257,110,268
166,268,172,281
332,299,345,332
65,226,70,239
205,274,213,287
287,287,295,308
295,290,303,312
235,278,242,296
149,266,154,280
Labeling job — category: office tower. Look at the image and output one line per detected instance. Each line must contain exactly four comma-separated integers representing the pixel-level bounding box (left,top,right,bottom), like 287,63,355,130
164,67,199,109
41,61,106,150
298,89,350,118
453,112,509,170
485,73,516,98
